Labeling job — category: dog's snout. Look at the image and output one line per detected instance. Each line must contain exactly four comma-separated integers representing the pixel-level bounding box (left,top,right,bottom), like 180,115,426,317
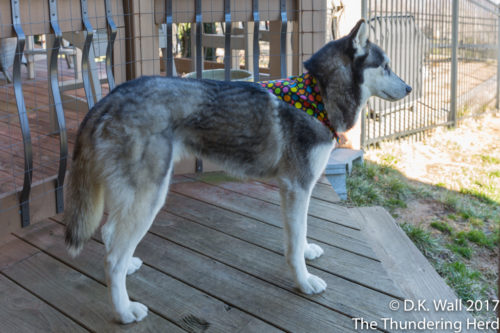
406,85,412,94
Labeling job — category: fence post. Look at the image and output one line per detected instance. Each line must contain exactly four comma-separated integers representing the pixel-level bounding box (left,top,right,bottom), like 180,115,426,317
449,0,459,127
360,0,368,148
497,5,500,110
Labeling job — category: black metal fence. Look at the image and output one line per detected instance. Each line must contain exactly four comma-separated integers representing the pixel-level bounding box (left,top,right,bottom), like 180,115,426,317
0,0,306,228
360,0,499,147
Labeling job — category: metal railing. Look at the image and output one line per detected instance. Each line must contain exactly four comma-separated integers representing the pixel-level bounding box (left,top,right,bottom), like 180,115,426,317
1,0,315,229
361,0,499,147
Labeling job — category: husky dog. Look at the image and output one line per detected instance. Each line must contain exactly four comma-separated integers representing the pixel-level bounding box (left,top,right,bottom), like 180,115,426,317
65,19,411,324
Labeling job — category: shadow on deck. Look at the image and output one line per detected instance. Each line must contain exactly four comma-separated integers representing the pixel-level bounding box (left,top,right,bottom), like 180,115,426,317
0,173,476,332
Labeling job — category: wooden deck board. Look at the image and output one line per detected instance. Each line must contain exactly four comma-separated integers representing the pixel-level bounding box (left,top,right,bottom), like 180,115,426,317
184,172,341,205
136,234,358,332
183,174,353,228
20,218,357,332
0,176,429,332
0,274,87,333
1,61,435,333
170,181,363,250
16,220,283,333
147,211,410,325
175,176,360,230
1,238,182,332
0,235,40,270
165,191,378,260
160,197,398,295
352,207,480,331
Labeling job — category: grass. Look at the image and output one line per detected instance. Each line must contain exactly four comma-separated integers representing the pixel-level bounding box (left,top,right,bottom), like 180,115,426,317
465,230,496,249
400,223,438,256
347,162,414,212
447,244,473,259
430,221,453,234
478,154,500,165
345,111,499,321
438,262,484,303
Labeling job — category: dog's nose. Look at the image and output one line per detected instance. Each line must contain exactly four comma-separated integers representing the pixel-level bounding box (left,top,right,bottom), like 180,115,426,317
406,85,412,94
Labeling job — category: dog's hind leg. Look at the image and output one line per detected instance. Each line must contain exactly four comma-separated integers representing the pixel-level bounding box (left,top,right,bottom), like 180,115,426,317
278,181,327,295
127,257,143,275
101,164,173,324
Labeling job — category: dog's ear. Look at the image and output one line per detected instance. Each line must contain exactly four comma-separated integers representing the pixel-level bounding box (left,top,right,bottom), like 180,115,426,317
349,19,368,55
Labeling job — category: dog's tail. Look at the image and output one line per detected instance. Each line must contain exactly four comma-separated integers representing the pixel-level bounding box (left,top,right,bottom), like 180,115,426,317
64,134,104,257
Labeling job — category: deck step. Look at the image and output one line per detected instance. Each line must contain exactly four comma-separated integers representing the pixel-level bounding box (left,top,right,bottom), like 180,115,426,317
325,148,364,200
350,206,480,331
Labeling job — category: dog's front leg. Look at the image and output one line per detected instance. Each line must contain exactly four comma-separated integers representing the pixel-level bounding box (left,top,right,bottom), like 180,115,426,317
279,184,327,294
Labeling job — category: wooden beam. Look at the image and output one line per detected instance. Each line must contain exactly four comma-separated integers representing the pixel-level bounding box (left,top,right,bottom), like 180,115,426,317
0,175,60,242
154,0,298,25
202,34,246,50
0,0,125,39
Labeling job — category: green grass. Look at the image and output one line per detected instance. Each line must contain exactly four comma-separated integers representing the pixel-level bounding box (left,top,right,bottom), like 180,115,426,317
347,162,416,212
477,154,500,164
453,232,469,247
197,172,240,184
346,160,498,320
438,262,483,302
439,191,499,224
459,188,497,205
447,244,473,259
400,223,438,256
347,161,500,224
465,230,496,249
430,221,453,234
346,113,499,321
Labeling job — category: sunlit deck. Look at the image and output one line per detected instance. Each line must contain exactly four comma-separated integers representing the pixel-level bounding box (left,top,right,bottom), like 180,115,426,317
0,173,478,332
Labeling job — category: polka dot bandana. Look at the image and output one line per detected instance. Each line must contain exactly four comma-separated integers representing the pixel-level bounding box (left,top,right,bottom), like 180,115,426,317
259,73,338,141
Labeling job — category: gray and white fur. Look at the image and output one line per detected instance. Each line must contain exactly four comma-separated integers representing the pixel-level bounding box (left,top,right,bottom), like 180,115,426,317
64,19,411,324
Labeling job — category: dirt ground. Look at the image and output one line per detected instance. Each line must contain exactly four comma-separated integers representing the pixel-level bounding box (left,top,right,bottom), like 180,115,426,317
361,107,499,313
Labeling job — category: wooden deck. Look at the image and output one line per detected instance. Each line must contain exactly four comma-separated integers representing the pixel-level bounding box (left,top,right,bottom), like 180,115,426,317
0,173,418,332
0,55,476,333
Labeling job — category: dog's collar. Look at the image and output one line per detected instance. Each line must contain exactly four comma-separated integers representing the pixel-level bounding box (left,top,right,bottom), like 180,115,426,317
259,73,339,141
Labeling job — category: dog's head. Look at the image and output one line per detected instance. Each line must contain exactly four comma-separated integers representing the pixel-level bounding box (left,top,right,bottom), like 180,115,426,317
304,19,412,132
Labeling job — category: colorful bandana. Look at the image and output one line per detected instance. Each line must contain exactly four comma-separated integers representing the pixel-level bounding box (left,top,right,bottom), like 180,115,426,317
259,73,338,141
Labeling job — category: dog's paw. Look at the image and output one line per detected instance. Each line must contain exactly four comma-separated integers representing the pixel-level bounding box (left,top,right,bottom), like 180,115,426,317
127,257,143,275
304,243,324,260
298,274,327,294
118,301,149,324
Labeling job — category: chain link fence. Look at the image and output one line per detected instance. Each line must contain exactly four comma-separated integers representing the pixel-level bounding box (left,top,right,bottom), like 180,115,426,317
360,0,499,147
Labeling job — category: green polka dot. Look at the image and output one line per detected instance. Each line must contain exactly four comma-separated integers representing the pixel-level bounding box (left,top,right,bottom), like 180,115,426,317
283,81,289,85
275,88,281,94
298,83,304,88
307,109,313,115
291,87,297,93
